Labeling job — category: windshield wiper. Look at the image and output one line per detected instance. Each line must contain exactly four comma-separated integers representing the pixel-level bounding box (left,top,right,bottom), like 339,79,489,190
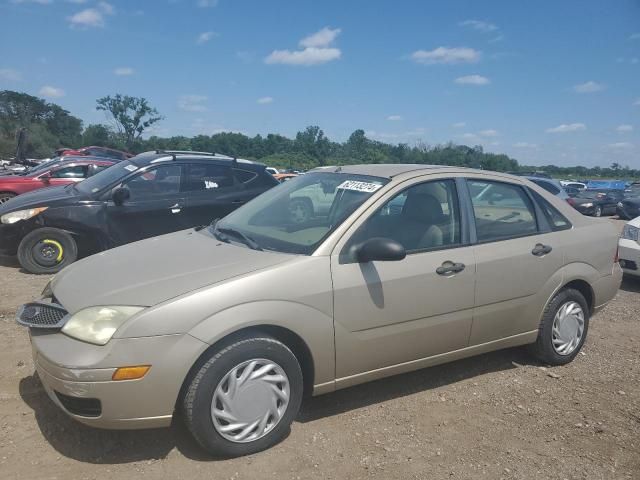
215,226,263,251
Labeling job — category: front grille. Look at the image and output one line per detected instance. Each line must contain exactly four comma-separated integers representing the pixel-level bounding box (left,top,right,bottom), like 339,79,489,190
54,391,102,417
16,302,68,329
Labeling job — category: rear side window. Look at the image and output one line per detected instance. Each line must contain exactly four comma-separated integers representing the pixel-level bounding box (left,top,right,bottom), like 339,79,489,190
125,165,182,199
233,168,258,184
183,164,235,192
529,190,572,231
530,178,560,195
467,179,538,242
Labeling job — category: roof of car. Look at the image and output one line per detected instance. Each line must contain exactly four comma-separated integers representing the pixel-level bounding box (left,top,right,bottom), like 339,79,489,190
308,164,457,178
130,151,264,168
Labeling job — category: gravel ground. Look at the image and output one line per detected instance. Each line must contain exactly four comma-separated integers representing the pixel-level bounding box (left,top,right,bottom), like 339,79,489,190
0,219,639,480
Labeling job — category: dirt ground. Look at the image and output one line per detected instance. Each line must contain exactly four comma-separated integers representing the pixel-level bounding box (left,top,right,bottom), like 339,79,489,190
1,220,639,480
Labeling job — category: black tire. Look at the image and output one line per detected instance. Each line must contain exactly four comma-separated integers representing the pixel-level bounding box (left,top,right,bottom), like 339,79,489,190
530,288,590,365
183,334,303,457
288,197,313,224
0,192,15,205
17,228,78,274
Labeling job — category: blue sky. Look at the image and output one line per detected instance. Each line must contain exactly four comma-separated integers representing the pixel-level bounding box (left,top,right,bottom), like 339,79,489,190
1,0,639,167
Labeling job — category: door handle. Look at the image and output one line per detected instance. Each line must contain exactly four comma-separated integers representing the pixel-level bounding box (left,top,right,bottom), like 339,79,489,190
531,243,552,256
170,203,181,214
436,261,465,276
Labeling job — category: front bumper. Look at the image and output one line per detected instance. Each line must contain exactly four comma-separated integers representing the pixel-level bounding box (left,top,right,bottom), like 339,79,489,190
30,330,208,429
617,206,640,220
0,221,29,255
619,238,640,277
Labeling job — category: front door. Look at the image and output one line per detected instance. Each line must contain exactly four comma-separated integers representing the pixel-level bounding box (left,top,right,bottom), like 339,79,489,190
331,178,476,380
106,164,187,245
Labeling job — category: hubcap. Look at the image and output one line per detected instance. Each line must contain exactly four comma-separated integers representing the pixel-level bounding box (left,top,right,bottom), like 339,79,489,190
211,358,290,443
595,207,602,217
552,301,585,356
32,239,63,267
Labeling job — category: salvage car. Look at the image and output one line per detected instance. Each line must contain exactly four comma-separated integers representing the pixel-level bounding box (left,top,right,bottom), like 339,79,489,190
569,190,624,217
616,194,640,220
16,164,622,457
0,151,277,273
619,218,640,277
0,157,116,204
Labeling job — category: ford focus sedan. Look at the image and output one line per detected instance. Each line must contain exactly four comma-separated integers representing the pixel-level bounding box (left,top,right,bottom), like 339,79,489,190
17,165,622,457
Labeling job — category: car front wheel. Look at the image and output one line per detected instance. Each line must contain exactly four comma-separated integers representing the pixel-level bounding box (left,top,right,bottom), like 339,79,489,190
17,227,79,274
0,192,16,205
530,288,590,365
593,206,602,217
183,334,303,457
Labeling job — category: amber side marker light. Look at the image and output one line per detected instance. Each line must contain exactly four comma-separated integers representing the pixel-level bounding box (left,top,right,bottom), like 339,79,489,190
112,365,151,381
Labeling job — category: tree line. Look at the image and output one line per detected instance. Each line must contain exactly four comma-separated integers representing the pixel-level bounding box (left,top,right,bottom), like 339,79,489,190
0,89,637,179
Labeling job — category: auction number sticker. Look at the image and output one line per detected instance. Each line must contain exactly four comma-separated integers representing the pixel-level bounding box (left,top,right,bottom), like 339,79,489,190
337,180,383,193
124,164,138,172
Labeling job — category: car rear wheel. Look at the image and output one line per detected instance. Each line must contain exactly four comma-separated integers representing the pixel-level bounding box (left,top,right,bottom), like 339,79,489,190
182,334,303,457
530,288,590,365
0,192,15,205
17,228,78,274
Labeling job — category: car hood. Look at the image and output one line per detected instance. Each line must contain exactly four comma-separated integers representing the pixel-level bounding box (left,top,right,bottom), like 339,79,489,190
0,185,77,215
51,229,294,313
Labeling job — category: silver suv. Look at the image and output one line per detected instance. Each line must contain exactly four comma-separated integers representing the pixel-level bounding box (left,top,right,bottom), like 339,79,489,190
18,165,622,457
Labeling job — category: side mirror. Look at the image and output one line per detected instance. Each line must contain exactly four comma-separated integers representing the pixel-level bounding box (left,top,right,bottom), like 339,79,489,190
356,237,406,263
40,172,51,182
111,186,130,206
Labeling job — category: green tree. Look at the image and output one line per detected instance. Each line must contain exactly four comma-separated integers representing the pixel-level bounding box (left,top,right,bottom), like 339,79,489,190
96,94,163,149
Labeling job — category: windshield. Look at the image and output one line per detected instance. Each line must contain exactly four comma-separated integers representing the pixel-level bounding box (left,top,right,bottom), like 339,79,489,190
75,160,138,194
212,172,389,255
23,157,59,176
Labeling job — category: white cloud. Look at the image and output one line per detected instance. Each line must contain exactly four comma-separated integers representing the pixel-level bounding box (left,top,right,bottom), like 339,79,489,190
608,142,634,149
10,0,52,4
634,99,640,106
616,124,633,133
178,95,208,112
386,115,403,121
459,20,498,33
573,81,605,93
197,31,217,44
454,74,490,85
546,123,586,133
68,8,104,28
630,33,640,40
39,85,65,98
365,128,426,140
452,122,466,128
513,142,538,148
410,47,480,65
98,1,114,14
114,67,134,76
478,129,499,137
265,47,341,66
197,0,218,6
461,133,478,140
266,27,342,66
67,0,88,4
257,96,273,104
300,27,341,48
0,68,21,81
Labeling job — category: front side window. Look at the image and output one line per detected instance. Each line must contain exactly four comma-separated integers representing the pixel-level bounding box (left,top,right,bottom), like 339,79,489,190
347,179,461,254
212,172,389,254
468,179,538,242
50,165,88,179
124,165,182,199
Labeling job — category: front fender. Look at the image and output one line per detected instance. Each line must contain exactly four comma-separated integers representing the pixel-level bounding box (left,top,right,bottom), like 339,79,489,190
188,300,335,390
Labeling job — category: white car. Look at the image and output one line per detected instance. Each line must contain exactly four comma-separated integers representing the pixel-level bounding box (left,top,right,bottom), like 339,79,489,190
619,217,640,277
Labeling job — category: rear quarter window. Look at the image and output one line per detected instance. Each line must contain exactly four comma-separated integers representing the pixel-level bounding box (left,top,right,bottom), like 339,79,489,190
529,189,572,231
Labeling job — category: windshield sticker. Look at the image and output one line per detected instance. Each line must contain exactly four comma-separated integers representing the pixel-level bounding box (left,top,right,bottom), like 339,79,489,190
337,180,383,193
124,164,138,172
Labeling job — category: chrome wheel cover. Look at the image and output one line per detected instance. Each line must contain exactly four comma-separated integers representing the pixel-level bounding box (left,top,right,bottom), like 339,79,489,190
552,301,585,356
211,359,290,443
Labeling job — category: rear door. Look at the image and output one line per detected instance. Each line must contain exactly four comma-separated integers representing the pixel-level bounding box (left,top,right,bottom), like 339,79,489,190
105,164,187,244
181,162,245,226
466,177,564,345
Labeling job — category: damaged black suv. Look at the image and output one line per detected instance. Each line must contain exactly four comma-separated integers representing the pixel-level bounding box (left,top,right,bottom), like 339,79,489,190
0,151,277,273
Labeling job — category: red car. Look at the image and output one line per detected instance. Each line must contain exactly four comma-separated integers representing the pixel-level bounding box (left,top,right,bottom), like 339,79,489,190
0,157,116,204
55,146,133,161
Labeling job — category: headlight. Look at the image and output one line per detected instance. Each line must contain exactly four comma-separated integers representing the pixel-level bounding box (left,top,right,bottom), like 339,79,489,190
61,306,144,345
0,207,48,224
621,224,640,242
581,203,593,208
